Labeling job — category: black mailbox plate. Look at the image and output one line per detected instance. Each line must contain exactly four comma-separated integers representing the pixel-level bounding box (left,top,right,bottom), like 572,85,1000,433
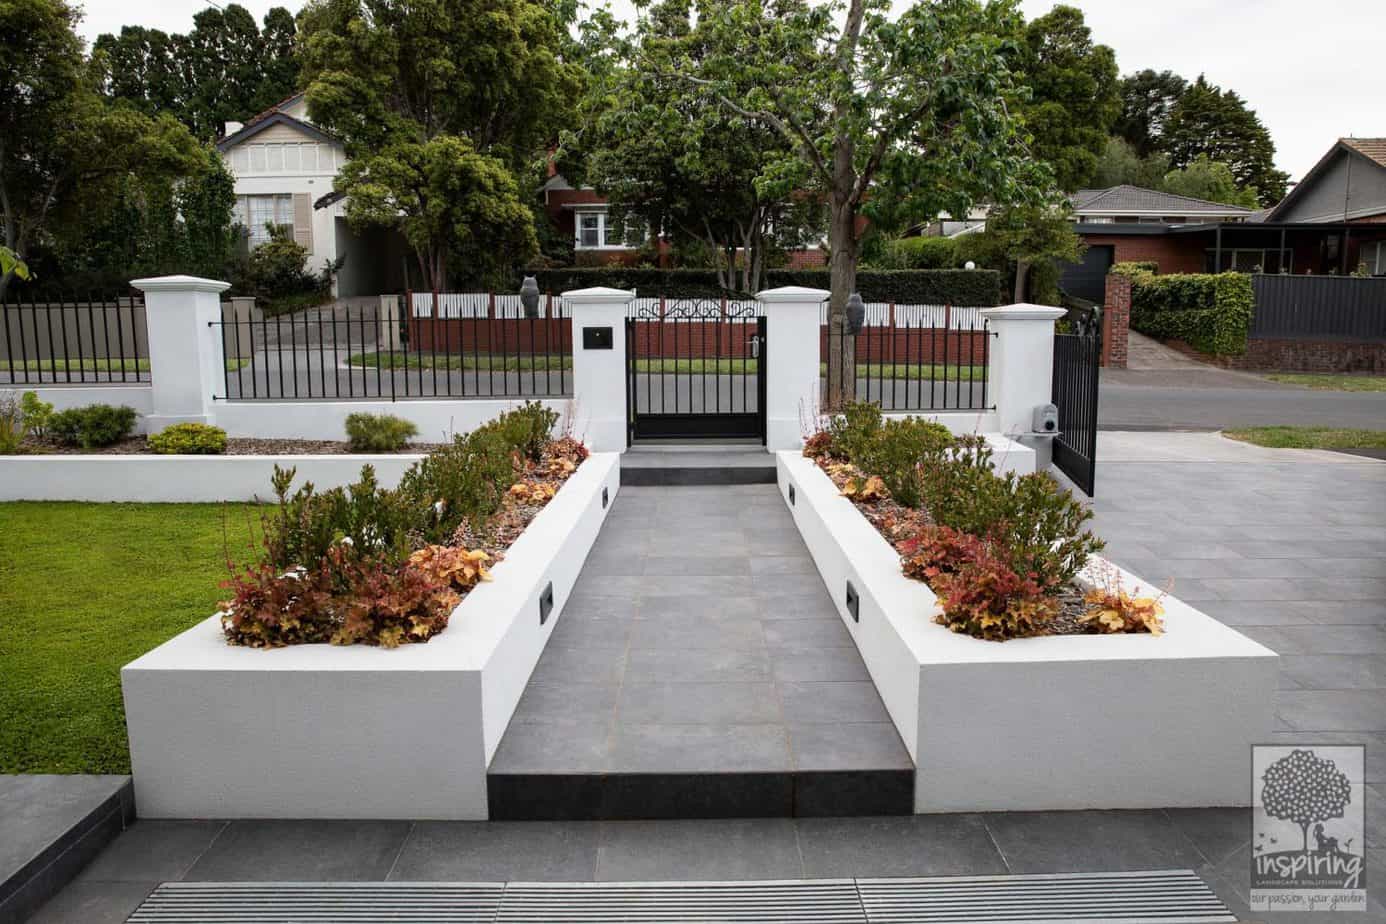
845,580,860,623
539,581,555,625
582,326,614,350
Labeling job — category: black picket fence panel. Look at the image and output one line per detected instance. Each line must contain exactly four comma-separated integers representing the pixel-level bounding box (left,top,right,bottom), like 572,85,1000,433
1051,332,1101,497
1,291,149,385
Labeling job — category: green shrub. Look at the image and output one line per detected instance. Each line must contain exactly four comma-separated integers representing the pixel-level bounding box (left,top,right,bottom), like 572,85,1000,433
148,423,227,455
856,417,954,508
0,391,25,454
20,392,53,438
48,404,137,448
398,428,517,543
480,400,560,462
528,267,1001,306
260,464,415,571
1128,272,1253,355
344,413,419,452
1110,261,1157,277
873,237,959,270
825,401,882,464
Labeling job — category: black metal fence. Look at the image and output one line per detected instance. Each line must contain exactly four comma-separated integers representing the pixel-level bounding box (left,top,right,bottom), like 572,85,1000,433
1251,274,1386,340
1,291,149,385
212,297,573,401
821,304,992,411
1051,332,1101,497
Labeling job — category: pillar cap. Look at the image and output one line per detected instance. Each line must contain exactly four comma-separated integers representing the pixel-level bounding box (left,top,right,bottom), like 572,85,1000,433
562,286,636,304
131,274,232,295
756,285,829,304
979,304,1066,321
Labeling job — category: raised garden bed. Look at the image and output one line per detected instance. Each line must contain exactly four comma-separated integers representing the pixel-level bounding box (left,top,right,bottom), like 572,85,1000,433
122,450,620,819
777,450,1279,812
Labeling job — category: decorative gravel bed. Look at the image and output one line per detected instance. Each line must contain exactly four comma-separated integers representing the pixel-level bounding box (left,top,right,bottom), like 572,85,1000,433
20,436,447,455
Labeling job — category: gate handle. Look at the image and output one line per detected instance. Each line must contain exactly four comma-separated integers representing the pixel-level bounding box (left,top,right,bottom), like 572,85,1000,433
749,336,760,359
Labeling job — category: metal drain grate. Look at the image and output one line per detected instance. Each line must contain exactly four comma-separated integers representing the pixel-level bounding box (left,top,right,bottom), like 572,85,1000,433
125,871,1235,923
857,870,1237,923
497,880,865,922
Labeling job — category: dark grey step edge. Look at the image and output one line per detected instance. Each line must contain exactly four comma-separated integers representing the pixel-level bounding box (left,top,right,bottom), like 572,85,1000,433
620,466,777,486
487,769,913,820
0,779,135,924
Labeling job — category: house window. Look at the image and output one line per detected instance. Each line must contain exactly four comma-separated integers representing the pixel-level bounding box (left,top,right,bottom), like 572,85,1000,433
574,210,645,249
1206,248,1292,274
226,142,339,176
1362,241,1386,275
236,194,294,246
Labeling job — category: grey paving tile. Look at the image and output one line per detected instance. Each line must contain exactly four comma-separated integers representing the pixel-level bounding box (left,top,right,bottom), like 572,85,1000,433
617,682,781,725
637,596,760,620
789,723,911,771
1194,600,1339,627
1162,808,1251,868
182,821,411,881
597,819,802,881
547,614,633,650
1268,731,1386,783
530,645,628,684
24,880,156,924
609,724,791,773
646,533,751,557
562,591,641,618
1278,655,1386,691
779,682,891,724
981,810,1208,874
1146,542,1246,560
635,574,754,597
512,683,620,725
750,573,832,599
489,721,612,773
580,551,647,576
748,556,820,576
625,647,770,682
796,814,1006,878
0,774,130,883
1276,690,1386,732
1200,578,1323,602
628,614,766,651
388,821,599,881
762,618,854,649
759,593,843,620
771,647,869,682
1261,625,1386,654
1306,602,1386,626
75,820,226,883
642,555,749,576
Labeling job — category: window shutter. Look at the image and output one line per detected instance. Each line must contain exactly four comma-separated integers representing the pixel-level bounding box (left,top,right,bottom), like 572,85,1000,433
293,193,313,252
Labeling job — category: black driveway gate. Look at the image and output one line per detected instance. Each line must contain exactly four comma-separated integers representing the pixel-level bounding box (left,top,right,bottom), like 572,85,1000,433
626,297,766,442
1051,331,1100,496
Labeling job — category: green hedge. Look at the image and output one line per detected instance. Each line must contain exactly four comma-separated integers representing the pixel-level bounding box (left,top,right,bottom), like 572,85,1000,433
1110,261,1158,277
528,267,1001,306
1128,272,1253,355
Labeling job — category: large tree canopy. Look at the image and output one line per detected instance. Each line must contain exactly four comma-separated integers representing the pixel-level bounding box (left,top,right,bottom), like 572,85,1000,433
1114,68,1186,158
1016,4,1119,193
1162,75,1288,206
587,0,823,292
683,0,1049,402
298,0,583,288
93,5,300,141
1,0,205,294
1162,154,1260,210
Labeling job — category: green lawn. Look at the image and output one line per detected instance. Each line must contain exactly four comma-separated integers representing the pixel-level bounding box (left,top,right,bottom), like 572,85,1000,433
8,357,249,373
1263,373,1386,392
1223,427,1386,450
0,501,258,773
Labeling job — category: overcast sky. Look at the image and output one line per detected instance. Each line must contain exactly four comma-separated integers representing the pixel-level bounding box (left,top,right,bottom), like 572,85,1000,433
74,0,1382,184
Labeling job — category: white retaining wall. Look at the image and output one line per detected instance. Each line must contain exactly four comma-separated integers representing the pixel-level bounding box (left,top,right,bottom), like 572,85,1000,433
122,452,620,820
777,451,1279,812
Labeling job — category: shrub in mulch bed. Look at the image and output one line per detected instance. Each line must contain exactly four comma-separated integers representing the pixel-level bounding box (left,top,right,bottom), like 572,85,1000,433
806,403,1163,641
18,435,449,455
219,404,589,649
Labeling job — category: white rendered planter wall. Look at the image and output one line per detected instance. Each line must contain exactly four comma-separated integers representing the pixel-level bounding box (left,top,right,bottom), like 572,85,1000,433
777,451,1279,813
0,454,424,503
122,452,620,820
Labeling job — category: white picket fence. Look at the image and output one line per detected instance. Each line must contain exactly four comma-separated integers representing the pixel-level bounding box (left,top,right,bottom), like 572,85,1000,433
409,292,566,319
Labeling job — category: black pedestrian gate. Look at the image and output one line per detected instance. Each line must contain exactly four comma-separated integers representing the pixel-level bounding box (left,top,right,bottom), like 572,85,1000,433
626,297,766,442
1051,332,1101,496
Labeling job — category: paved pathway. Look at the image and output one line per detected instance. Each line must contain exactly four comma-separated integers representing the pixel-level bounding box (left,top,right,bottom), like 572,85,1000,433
487,483,912,818
1099,370,1386,430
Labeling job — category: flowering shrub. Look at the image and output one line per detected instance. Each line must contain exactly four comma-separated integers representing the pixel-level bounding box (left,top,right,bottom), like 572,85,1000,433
148,423,227,455
1080,564,1166,635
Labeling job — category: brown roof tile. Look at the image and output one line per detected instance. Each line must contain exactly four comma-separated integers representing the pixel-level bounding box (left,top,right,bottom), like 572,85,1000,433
1342,138,1386,168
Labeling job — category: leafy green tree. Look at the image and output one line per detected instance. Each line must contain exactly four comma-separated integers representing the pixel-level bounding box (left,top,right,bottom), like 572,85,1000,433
298,0,582,289
588,0,822,292
1,0,204,295
93,5,300,141
1091,136,1169,189
1114,68,1186,157
955,203,1083,304
1016,5,1119,192
1162,155,1260,209
1162,75,1288,206
681,0,1049,403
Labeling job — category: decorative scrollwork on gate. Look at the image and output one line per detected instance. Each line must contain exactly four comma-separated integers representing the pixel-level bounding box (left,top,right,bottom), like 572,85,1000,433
628,297,759,320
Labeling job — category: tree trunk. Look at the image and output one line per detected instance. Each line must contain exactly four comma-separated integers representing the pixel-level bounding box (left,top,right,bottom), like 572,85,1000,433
1013,260,1030,304
825,196,858,409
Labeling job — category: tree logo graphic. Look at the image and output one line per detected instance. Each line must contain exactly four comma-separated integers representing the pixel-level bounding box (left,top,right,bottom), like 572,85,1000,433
1251,744,1366,912
1261,748,1352,853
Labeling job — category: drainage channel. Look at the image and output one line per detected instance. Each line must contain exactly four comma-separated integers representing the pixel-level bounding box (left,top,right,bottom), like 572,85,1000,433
127,871,1236,922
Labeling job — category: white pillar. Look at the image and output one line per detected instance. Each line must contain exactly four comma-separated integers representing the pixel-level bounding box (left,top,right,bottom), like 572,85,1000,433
378,294,403,353
979,303,1066,438
565,286,635,452
756,285,828,451
131,274,232,432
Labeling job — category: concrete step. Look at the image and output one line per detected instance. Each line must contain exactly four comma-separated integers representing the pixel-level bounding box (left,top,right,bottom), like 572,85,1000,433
620,444,776,485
